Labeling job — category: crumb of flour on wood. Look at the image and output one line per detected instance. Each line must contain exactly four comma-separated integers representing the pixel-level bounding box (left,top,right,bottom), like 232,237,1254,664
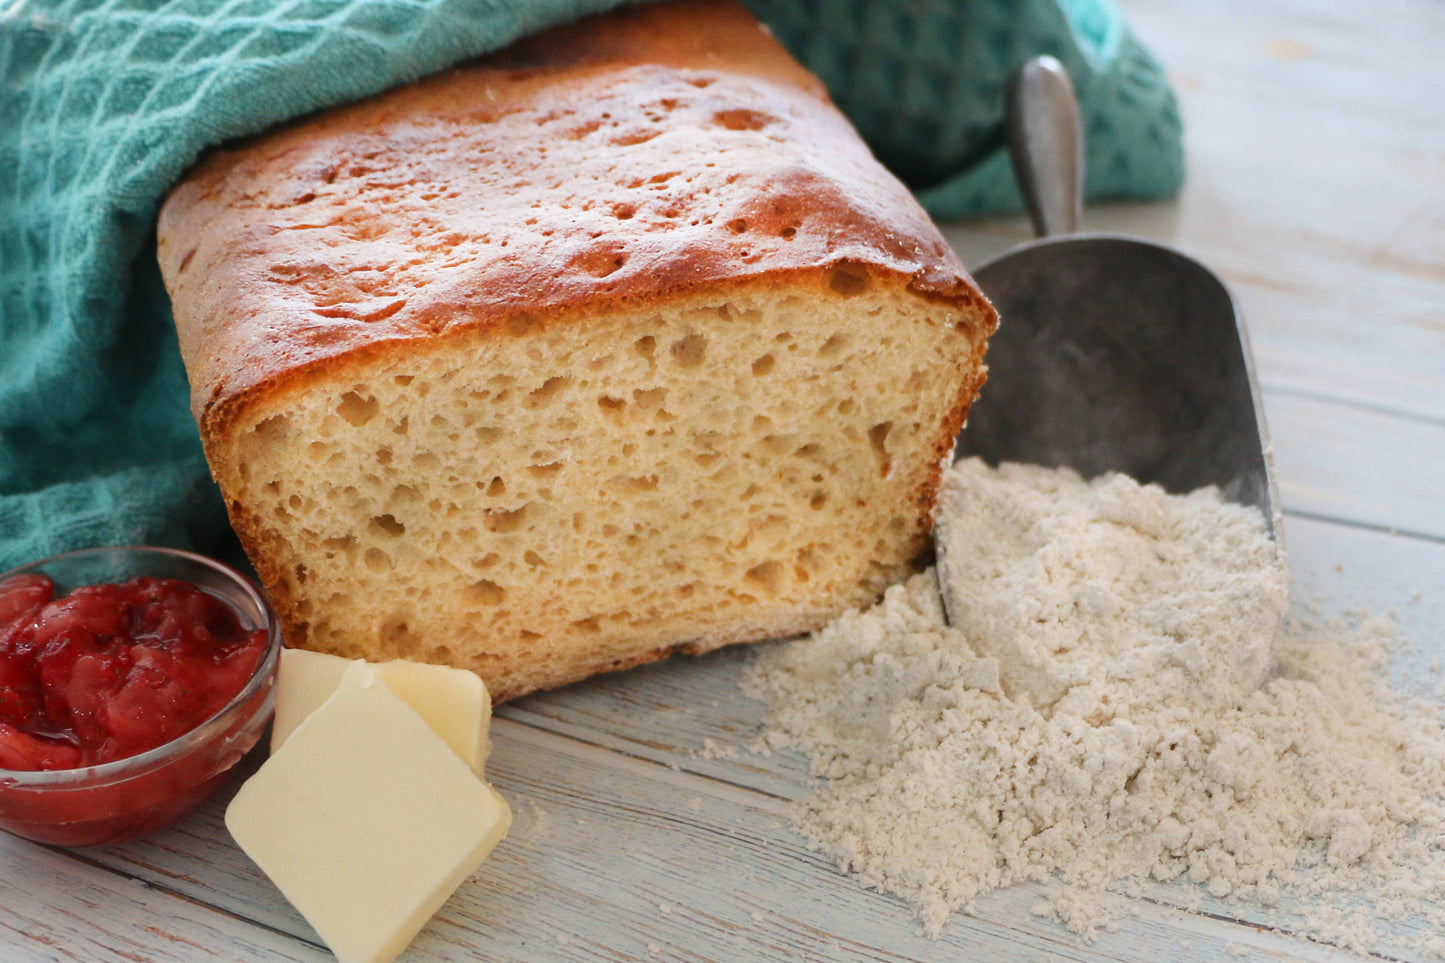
741,458,1445,955
695,738,739,760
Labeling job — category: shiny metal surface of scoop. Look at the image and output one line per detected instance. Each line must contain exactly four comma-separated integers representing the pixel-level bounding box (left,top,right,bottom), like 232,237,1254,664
952,57,1282,537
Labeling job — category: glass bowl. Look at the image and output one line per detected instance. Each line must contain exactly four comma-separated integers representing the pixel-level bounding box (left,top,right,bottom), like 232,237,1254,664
0,546,281,847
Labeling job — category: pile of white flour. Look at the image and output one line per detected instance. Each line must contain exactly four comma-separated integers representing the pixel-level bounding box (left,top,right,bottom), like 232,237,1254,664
742,458,1445,953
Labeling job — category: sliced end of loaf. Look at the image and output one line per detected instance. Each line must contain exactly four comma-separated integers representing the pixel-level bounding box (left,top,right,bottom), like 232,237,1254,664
211,272,987,700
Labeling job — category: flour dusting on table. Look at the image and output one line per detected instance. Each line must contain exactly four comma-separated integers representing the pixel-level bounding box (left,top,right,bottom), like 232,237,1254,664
741,458,1445,954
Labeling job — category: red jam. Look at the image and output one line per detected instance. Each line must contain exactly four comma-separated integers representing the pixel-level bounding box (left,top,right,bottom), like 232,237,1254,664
0,574,267,771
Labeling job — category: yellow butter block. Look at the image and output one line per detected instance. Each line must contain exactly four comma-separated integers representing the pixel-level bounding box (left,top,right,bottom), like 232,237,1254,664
271,649,491,776
228,662,511,963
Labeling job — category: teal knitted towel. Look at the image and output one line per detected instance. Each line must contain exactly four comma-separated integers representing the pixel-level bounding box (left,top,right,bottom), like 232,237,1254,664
0,0,1182,571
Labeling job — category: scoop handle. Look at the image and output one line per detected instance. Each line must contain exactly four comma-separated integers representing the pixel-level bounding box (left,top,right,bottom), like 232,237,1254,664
1006,56,1084,238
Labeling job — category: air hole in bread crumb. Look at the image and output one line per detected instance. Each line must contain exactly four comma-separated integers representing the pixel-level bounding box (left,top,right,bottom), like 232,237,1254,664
612,203,636,220
476,426,502,444
779,226,798,239
336,391,379,427
819,334,850,358
484,505,528,533
572,616,602,633
607,474,659,492
526,376,573,408
745,561,785,594
751,353,775,376
381,620,410,646
466,579,506,606
670,333,707,367
634,335,656,359
633,387,668,408
473,552,499,570
829,266,869,297
370,514,405,537
529,462,562,477
868,422,893,476
392,375,413,387
250,414,293,447
322,535,355,555
741,483,761,500
364,548,392,573
795,443,823,460
809,491,829,510
761,434,793,455
727,218,749,234
524,550,545,568
598,395,626,411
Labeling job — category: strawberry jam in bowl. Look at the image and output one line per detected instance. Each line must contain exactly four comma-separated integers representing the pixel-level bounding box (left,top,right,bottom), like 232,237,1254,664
0,546,281,847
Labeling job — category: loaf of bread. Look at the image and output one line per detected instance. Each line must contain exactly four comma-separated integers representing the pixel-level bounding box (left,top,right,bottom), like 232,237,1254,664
157,0,997,702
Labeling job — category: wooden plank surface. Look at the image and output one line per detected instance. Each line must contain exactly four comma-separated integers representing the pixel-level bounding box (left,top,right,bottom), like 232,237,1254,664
2,0,1442,960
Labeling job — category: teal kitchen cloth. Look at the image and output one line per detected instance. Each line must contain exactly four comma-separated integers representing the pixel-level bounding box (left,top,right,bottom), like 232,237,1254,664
0,0,1182,571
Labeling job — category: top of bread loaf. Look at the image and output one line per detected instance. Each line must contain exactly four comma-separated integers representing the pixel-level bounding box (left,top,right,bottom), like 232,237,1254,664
157,0,991,436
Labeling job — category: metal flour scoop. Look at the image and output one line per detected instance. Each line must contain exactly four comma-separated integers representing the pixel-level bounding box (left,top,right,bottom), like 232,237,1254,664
941,56,1283,617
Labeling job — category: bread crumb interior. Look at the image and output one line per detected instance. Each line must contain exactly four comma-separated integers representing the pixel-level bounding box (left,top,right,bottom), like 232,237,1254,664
224,281,981,699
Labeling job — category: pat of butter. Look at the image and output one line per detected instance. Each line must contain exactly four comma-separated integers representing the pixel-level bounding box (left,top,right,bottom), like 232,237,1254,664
227,662,511,963
271,649,491,776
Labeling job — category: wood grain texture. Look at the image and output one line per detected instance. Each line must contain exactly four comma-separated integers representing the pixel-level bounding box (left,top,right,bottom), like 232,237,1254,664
3,0,1443,960
0,832,325,963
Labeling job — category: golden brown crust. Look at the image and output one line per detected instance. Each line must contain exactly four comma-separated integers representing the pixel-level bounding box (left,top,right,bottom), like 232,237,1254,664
158,0,994,440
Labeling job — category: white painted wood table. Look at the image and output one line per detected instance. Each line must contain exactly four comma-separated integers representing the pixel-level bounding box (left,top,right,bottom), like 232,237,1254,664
4,0,1442,959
